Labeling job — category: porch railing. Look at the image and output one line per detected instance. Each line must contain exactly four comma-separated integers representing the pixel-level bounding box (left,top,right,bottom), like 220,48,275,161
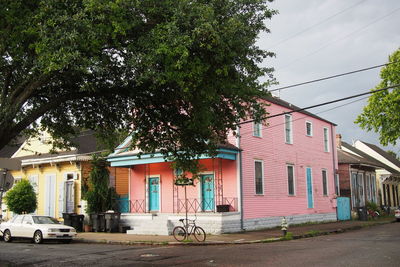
115,199,146,213
114,198,238,214
176,197,238,213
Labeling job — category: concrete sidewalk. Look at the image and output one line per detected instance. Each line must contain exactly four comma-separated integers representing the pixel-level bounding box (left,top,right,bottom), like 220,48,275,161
74,217,396,246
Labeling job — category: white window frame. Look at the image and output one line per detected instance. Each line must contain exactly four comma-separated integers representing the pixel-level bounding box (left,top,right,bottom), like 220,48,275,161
254,160,264,195
322,169,328,196
253,122,262,137
287,164,295,196
64,172,78,180
12,176,22,187
335,174,340,196
284,114,293,144
323,127,329,152
305,121,313,136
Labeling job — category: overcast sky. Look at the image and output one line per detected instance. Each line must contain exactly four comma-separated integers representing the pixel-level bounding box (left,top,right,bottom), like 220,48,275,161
257,0,400,153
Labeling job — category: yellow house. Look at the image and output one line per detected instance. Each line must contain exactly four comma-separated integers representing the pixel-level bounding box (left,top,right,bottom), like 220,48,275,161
4,130,104,220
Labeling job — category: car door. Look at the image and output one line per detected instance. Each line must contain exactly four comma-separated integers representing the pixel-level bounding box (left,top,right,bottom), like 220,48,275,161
9,215,24,237
21,216,35,238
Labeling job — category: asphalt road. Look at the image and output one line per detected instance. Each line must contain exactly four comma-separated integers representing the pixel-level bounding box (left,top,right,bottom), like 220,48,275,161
0,222,399,266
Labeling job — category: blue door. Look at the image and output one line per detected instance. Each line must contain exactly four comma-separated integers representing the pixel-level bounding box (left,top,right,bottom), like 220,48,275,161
149,177,160,211
337,197,351,220
306,168,314,208
201,174,214,211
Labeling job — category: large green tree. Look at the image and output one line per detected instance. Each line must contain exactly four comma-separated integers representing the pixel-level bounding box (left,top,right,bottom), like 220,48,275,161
0,1,276,166
356,48,400,146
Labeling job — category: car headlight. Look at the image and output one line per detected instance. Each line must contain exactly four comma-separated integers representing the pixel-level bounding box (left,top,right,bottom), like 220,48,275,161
70,228,76,233
48,228,58,232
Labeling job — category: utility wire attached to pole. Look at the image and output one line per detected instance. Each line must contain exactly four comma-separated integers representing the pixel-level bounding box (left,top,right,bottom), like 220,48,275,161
240,83,400,126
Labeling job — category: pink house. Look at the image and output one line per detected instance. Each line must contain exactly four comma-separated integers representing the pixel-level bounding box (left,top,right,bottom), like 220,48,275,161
108,96,338,234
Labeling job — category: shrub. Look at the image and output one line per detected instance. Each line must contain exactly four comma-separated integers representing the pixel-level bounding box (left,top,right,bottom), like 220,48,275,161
85,156,117,213
4,179,37,214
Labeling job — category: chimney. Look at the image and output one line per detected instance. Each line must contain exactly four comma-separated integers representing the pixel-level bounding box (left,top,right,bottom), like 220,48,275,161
336,134,342,148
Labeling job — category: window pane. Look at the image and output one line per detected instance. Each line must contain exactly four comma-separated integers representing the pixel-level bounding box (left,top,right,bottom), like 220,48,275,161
322,170,328,196
285,115,292,143
255,161,263,194
287,165,294,195
324,128,329,152
306,122,312,136
253,122,261,137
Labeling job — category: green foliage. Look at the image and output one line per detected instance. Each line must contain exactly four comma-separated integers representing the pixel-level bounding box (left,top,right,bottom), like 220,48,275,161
85,156,115,213
281,232,293,240
305,230,321,237
0,0,276,172
4,179,37,214
366,201,379,212
356,48,400,146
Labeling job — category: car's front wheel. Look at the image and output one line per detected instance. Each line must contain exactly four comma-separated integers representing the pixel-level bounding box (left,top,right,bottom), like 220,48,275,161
3,229,12,242
33,230,43,244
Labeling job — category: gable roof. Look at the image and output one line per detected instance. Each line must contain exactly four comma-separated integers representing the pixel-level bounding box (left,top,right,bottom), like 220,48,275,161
340,141,400,175
0,136,26,158
13,130,106,162
357,141,400,169
339,142,386,168
264,95,337,126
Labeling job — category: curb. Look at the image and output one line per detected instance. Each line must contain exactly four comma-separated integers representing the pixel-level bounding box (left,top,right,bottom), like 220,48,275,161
73,220,395,246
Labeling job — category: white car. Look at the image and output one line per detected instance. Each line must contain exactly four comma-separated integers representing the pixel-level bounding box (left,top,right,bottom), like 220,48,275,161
0,215,76,244
395,207,400,222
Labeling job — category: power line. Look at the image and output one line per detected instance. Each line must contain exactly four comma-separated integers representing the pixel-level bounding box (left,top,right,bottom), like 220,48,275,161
111,84,400,153
240,83,400,126
239,95,370,137
269,61,398,92
268,0,366,49
277,6,400,71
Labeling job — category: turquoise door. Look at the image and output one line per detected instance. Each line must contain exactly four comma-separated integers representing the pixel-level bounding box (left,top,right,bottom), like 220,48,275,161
201,174,215,211
337,197,351,220
149,177,160,211
306,168,314,208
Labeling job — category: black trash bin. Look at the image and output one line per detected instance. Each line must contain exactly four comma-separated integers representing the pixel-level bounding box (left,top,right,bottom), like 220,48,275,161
71,214,84,232
63,213,76,226
357,207,368,221
104,211,121,233
91,213,106,232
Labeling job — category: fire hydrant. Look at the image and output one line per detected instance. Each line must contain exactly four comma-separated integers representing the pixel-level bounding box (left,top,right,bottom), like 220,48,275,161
281,217,288,237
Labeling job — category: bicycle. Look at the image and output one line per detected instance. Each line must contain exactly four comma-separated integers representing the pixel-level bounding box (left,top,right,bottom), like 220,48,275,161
172,217,206,242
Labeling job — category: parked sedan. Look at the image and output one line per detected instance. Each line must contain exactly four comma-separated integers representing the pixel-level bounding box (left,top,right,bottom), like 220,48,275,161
0,215,76,244
395,207,400,222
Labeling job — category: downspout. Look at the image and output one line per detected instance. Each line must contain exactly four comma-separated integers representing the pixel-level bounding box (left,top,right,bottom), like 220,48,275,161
330,124,337,218
237,126,245,230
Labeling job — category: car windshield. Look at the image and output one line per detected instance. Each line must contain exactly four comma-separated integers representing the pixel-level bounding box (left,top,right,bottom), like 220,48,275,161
32,216,59,224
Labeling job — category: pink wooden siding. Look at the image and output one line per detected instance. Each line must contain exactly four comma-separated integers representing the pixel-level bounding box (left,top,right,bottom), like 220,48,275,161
236,99,337,219
129,158,237,212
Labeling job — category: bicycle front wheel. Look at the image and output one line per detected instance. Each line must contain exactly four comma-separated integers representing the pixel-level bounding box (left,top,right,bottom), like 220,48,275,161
173,226,187,242
193,226,206,242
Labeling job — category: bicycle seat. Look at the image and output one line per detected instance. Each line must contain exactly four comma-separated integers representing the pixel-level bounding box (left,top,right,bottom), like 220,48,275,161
179,219,184,222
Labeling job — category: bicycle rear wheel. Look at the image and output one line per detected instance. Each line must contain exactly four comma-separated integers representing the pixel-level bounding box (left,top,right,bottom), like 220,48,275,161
193,226,206,242
173,226,187,242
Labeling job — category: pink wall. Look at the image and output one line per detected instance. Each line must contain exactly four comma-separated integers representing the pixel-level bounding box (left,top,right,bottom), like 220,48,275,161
129,158,237,213
238,99,337,219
